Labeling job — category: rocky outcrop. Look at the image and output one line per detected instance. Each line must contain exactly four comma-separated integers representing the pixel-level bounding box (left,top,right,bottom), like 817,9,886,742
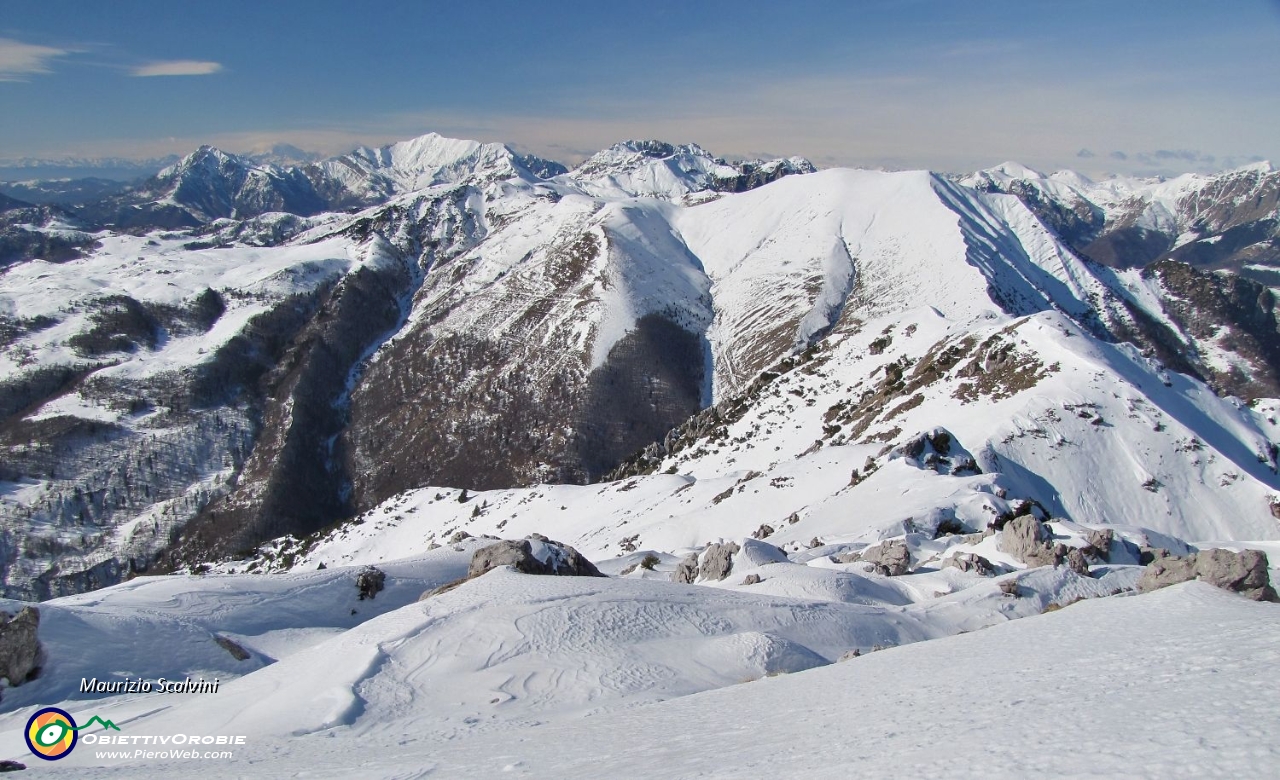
860,540,912,577
999,516,1090,575
1061,547,1090,576
467,535,603,579
1137,548,1278,601
698,542,740,581
0,607,42,690
669,541,748,583
999,515,1056,567
214,635,252,661
355,566,386,600
1086,528,1114,561
671,554,699,584
942,553,995,576
888,428,981,476
422,535,603,600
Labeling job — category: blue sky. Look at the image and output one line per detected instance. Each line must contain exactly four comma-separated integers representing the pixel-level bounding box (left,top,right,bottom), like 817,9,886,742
1,0,1277,176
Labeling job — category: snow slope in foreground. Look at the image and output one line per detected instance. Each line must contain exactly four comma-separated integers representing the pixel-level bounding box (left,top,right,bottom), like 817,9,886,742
10,581,1277,778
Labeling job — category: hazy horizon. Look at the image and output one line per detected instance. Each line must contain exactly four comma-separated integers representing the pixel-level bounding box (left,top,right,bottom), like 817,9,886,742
2,0,1278,179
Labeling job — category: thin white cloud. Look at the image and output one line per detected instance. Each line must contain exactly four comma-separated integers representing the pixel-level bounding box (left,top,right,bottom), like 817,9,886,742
0,37,70,81
131,60,222,77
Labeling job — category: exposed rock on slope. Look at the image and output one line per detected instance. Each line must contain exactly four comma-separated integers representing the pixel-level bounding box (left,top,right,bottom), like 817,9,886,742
1137,548,1278,601
0,607,41,690
467,535,603,579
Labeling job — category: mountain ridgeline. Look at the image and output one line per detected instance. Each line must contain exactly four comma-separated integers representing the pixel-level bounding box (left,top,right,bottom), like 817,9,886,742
0,134,1278,598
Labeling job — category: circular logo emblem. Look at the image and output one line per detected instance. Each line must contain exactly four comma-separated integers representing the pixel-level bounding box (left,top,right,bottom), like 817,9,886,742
25,707,78,760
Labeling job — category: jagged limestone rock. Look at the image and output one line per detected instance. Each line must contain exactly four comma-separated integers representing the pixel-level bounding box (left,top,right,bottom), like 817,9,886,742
742,573,762,586
0,607,42,690
888,428,982,476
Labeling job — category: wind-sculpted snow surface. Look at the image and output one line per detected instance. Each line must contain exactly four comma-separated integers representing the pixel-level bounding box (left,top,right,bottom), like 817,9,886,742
3,562,1275,777
0,533,1139,765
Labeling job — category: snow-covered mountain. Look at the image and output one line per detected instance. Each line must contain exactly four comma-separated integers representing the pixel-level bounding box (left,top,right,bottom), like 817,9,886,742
1,132,1279,776
964,160,1280,278
963,160,1280,401
0,132,1277,602
568,140,814,200
55,135,567,232
316,132,568,201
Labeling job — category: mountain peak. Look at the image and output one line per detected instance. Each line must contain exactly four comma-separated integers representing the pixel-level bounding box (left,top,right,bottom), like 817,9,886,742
987,161,1047,180
568,140,812,198
329,131,565,195
1229,160,1274,176
158,145,251,180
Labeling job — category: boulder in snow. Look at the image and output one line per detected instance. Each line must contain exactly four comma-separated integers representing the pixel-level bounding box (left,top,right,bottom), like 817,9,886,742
1085,528,1114,561
999,516,1090,574
671,540,774,583
888,427,981,475
999,515,1056,567
1137,548,1278,601
355,566,386,600
0,607,43,691
942,552,995,576
671,554,699,584
861,539,911,576
698,541,741,581
468,535,603,579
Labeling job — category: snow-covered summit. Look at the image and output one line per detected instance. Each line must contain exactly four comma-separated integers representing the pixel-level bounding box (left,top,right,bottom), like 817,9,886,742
565,139,814,200
320,132,566,200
